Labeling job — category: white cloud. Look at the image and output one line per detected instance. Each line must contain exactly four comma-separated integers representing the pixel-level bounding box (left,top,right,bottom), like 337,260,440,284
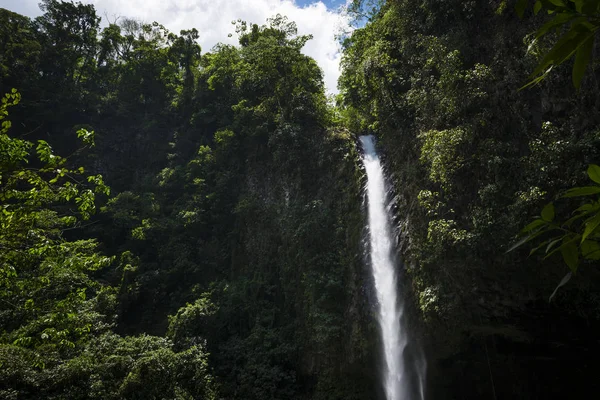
1,0,350,93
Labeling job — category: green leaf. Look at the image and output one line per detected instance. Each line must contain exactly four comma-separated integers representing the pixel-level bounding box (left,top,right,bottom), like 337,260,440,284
573,34,594,89
520,67,553,90
562,186,600,197
534,0,543,13
522,218,547,233
574,203,594,212
516,0,529,17
541,202,555,221
547,0,567,7
587,164,600,184
581,0,600,14
581,240,600,260
507,229,546,252
549,272,572,302
560,239,579,272
568,0,584,12
582,212,600,242
530,27,594,80
545,238,562,253
564,204,596,226
530,238,551,255
534,13,577,41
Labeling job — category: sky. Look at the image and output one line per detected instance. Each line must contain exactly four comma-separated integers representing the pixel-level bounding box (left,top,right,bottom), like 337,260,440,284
1,0,352,94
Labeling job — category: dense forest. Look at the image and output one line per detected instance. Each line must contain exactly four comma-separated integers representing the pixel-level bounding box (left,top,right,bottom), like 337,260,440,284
1,0,599,399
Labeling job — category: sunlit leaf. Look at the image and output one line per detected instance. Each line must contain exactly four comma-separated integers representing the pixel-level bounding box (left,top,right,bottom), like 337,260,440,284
587,164,600,184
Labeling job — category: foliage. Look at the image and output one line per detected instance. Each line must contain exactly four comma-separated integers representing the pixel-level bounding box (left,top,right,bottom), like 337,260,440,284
516,0,600,88
1,89,110,355
0,84,218,398
1,333,215,400
510,164,600,298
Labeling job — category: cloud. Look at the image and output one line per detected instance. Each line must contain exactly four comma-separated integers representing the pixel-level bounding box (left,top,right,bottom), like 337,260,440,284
2,0,350,93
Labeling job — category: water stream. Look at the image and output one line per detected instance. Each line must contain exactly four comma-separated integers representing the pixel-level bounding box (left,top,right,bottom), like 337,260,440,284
360,135,425,400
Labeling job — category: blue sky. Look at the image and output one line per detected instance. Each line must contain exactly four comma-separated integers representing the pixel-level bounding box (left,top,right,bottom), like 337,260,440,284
1,0,351,93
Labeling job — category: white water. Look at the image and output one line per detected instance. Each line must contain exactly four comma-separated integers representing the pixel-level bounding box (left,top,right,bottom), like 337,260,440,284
360,135,422,400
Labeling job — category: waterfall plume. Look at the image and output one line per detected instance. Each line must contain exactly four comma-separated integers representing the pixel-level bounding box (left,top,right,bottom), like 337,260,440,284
360,135,425,400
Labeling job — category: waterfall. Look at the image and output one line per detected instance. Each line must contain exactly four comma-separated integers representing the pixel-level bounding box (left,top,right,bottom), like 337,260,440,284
359,135,425,400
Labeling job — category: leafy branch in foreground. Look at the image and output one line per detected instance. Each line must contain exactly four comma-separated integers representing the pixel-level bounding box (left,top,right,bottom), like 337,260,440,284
516,0,600,89
1,89,112,355
509,164,600,300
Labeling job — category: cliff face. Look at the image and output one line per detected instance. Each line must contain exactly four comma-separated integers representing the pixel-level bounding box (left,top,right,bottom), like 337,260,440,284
339,1,600,398
207,128,378,399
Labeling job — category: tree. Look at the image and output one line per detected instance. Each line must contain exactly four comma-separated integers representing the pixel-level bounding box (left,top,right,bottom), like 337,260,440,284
1,89,111,358
0,90,216,399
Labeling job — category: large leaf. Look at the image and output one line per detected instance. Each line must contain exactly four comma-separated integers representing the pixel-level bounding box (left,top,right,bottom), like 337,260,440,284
545,237,562,253
582,212,600,242
541,202,555,221
564,210,592,227
534,12,577,40
516,0,529,17
574,203,595,212
581,0,600,14
522,218,548,232
560,239,579,272
534,0,543,14
573,34,594,88
581,240,600,260
562,186,600,197
530,27,595,80
544,235,578,259
539,0,568,10
570,0,585,13
530,238,552,255
507,229,546,252
587,164,600,184
549,272,572,302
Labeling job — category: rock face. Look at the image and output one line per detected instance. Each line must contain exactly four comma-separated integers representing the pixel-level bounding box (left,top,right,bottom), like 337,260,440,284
224,129,379,399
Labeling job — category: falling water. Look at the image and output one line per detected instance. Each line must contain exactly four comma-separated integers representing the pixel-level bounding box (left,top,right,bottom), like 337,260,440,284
360,135,424,400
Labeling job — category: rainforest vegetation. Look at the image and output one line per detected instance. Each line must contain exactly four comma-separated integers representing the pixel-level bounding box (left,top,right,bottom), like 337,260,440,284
1,0,599,399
